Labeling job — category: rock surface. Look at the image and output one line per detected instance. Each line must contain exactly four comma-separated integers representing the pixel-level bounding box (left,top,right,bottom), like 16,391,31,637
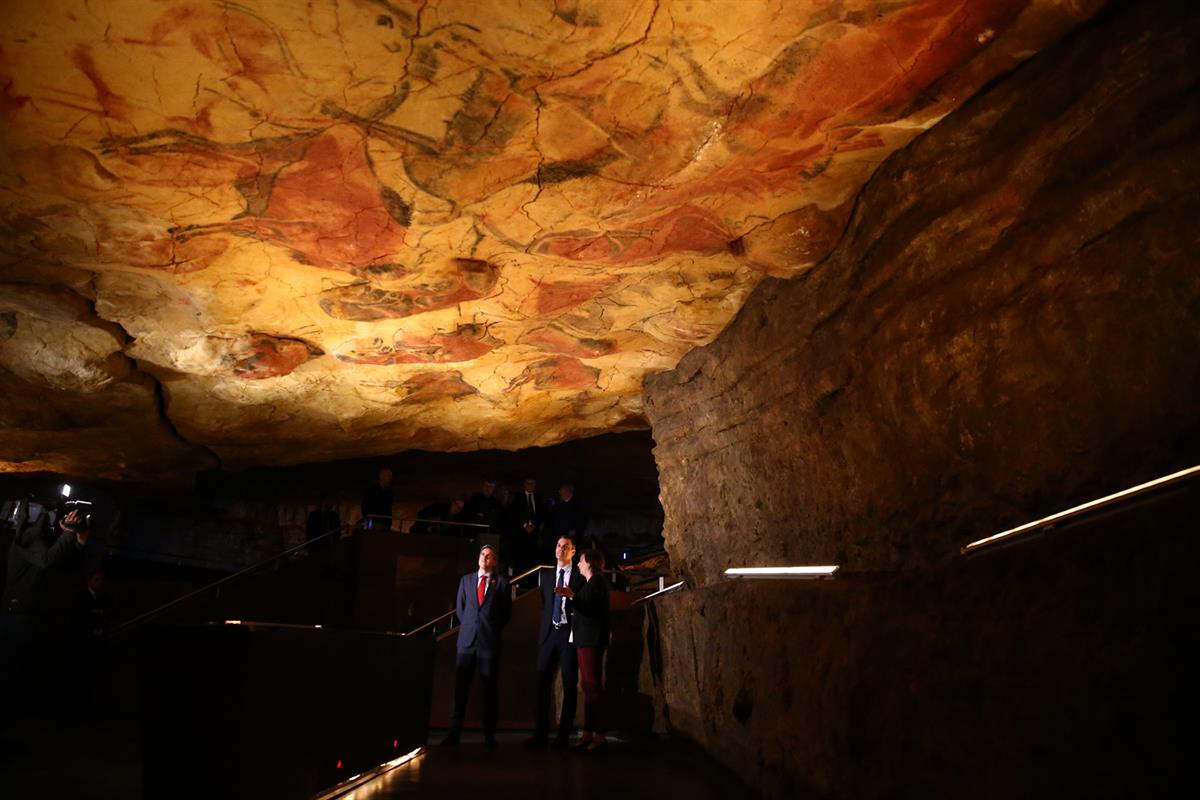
641,2,1200,797
0,0,1096,479
644,500,1197,799
0,280,211,485
645,0,1200,584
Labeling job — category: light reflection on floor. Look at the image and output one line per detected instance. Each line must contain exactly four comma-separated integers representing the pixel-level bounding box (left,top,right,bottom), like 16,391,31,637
341,753,424,800
328,733,756,800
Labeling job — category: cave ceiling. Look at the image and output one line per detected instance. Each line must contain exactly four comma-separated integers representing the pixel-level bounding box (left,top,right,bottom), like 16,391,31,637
0,0,1098,484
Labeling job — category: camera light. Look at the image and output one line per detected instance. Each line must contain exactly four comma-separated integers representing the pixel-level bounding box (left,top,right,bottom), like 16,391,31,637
60,483,71,497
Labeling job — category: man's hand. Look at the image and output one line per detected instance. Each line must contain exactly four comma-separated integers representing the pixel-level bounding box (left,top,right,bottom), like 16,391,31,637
61,510,90,545
553,586,575,599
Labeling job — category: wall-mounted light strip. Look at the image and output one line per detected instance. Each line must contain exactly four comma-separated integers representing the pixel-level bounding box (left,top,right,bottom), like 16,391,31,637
222,620,324,630
961,464,1200,557
633,580,685,604
723,566,839,580
311,747,423,800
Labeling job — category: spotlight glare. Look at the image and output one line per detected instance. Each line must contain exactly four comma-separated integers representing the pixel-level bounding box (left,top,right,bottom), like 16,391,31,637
60,483,71,497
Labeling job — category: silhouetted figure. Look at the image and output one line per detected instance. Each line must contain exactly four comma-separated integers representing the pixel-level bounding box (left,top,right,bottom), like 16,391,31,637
549,483,589,545
410,498,467,535
69,569,112,715
305,504,341,548
361,468,394,529
509,477,545,571
1,504,89,714
465,479,504,534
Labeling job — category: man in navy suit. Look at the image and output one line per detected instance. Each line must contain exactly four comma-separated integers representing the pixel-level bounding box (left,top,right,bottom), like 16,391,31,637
526,535,586,747
442,544,511,745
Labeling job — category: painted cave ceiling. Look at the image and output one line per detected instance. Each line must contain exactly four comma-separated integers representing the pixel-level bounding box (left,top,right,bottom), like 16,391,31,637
0,0,1099,484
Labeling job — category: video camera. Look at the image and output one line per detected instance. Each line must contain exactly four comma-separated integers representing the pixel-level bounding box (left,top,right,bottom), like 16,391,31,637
2,488,92,534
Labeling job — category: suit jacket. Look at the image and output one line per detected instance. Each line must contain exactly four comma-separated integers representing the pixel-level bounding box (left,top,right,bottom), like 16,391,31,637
549,496,588,539
513,492,545,529
570,574,611,649
538,565,586,644
455,571,512,659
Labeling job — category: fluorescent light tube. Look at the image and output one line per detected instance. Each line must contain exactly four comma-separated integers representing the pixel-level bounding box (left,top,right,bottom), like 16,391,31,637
723,566,839,579
962,464,1200,556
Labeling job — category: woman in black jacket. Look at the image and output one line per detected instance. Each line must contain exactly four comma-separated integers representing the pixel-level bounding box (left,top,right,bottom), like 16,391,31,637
556,547,610,753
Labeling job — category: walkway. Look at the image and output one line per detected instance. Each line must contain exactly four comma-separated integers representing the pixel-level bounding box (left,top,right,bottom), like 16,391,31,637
339,732,759,800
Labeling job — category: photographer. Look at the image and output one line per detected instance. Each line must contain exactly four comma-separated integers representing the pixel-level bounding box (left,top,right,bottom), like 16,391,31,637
1,501,91,691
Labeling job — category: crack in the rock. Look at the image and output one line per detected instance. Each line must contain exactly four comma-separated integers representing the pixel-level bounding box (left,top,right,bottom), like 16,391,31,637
519,88,548,222
66,281,223,471
537,0,660,86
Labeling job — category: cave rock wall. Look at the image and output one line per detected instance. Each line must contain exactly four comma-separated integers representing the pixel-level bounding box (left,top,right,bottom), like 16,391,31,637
642,2,1200,797
646,1,1200,583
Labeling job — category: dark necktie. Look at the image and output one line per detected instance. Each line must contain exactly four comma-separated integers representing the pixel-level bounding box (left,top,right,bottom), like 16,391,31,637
477,574,486,606
527,493,535,518
552,568,564,625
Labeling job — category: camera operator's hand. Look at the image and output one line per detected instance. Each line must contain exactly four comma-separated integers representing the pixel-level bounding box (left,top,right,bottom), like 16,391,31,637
61,509,90,545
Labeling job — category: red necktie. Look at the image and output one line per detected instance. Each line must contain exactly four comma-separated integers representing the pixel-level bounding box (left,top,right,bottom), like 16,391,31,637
477,574,486,606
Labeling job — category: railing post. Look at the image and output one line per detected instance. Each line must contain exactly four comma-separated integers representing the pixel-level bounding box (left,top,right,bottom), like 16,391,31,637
659,576,665,592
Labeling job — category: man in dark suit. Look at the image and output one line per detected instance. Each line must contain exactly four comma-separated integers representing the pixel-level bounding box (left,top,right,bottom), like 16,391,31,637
442,544,511,746
549,483,590,547
511,477,545,571
526,535,586,747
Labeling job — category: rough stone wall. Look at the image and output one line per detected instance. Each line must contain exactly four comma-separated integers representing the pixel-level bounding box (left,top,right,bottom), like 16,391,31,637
641,2,1200,797
645,0,1200,584
644,497,1195,799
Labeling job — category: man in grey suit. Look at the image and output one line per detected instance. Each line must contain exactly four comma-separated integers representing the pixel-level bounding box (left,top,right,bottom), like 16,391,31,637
442,544,511,746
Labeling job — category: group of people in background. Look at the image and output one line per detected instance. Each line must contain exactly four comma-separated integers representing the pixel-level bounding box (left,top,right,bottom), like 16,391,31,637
339,467,592,573
334,468,612,748
443,536,611,753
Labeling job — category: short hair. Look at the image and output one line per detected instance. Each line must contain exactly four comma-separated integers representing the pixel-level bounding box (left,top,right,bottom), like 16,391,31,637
479,544,498,556
580,548,605,572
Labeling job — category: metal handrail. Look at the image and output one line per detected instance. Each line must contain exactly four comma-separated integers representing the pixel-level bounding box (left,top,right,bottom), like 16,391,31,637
402,564,679,640
109,522,354,638
364,514,491,530
104,544,249,572
107,514,505,638
633,580,686,604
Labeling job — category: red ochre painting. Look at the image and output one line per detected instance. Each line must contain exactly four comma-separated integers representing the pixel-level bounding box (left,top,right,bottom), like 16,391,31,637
0,0,1101,472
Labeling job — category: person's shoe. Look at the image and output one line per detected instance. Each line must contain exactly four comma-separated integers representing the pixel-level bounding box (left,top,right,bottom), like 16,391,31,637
583,739,608,755
524,735,549,749
439,731,460,746
571,737,593,752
